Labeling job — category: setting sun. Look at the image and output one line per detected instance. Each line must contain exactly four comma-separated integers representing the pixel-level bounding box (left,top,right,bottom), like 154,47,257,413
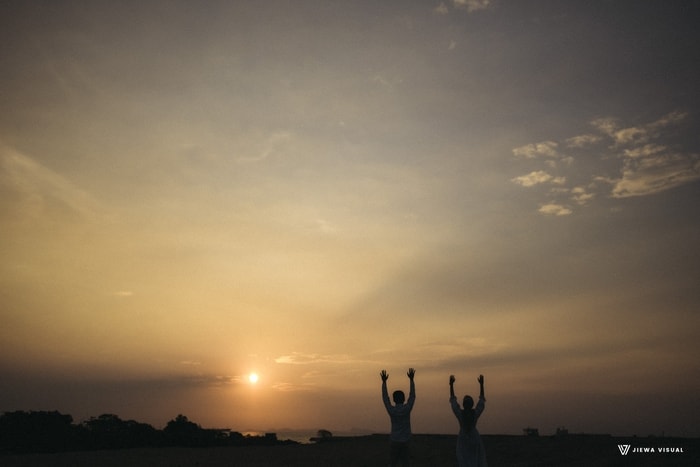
248,373,259,384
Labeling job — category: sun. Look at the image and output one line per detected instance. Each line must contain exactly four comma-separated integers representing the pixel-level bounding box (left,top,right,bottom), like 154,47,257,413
248,372,259,384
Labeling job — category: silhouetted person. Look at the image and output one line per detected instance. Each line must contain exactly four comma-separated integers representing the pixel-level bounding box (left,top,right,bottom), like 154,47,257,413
381,368,416,467
449,374,487,467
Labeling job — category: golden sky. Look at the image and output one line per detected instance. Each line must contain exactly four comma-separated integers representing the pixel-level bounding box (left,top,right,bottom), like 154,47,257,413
1,1,699,437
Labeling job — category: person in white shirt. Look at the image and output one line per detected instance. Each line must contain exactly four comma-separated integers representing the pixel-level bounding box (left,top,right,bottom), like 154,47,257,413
381,368,416,467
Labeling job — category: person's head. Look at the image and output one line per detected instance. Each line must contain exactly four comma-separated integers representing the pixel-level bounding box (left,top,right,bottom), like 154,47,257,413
463,395,474,410
393,390,405,404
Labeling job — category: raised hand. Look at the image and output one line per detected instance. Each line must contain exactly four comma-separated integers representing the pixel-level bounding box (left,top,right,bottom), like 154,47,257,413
407,368,415,380
380,370,389,382
449,375,455,385
478,374,485,400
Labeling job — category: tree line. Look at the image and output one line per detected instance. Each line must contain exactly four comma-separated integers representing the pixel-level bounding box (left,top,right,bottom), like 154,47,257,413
0,411,293,453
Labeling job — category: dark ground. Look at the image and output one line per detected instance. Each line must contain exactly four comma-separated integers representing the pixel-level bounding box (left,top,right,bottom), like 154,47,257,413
2,434,698,466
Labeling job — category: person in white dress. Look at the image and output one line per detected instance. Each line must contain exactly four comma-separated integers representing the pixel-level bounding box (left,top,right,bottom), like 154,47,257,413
449,374,487,467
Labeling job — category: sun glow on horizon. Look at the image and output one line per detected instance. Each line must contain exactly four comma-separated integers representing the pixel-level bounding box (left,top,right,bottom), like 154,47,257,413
248,372,259,384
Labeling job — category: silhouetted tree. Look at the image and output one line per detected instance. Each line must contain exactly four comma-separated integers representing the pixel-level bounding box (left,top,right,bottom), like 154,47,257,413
1,410,291,452
0,410,79,452
228,430,245,445
312,429,334,443
82,413,159,449
163,414,214,446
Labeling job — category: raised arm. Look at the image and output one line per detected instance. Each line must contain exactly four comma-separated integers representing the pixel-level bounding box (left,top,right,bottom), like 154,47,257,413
478,374,485,401
407,368,416,406
381,370,391,409
448,374,462,418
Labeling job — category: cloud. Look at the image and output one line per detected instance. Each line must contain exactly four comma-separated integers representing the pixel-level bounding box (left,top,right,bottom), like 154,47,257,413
179,360,201,366
274,352,355,365
512,141,559,159
511,170,553,187
623,144,666,158
0,143,99,220
538,203,572,216
235,132,292,163
453,0,492,13
591,111,689,146
434,2,449,15
271,382,315,392
591,117,618,138
186,375,235,387
511,110,698,213
648,110,688,131
614,126,648,144
371,73,403,91
409,338,503,366
565,134,601,148
611,152,700,198
109,373,236,389
315,218,338,235
113,291,134,297
570,186,595,205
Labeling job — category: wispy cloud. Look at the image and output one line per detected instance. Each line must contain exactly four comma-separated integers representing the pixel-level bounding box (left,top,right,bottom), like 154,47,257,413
112,291,134,297
408,338,504,367
570,186,595,205
453,0,492,13
434,2,449,15
0,143,99,220
274,352,356,365
512,141,559,159
314,218,338,235
511,111,699,213
371,73,403,92
591,111,688,146
511,170,554,187
436,0,492,15
270,381,316,392
179,360,201,366
538,203,572,216
565,134,601,148
235,132,292,163
128,373,235,389
623,144,666,159
601,112,698,197
612,151,700,198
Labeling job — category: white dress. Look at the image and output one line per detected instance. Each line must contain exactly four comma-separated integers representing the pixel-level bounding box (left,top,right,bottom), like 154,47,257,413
450,396,487,467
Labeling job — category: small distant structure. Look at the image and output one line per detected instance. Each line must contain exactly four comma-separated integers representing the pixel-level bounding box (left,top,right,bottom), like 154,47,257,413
555,426,569,437
523,427,539,437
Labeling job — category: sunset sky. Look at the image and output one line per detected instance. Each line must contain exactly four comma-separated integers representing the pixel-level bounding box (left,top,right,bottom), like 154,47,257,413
1,1,699,437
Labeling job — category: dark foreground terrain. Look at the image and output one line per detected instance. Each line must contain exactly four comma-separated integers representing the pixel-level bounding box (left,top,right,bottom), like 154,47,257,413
2,434,697,466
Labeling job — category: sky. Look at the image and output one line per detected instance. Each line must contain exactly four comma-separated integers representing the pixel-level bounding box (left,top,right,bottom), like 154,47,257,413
1,0,699,438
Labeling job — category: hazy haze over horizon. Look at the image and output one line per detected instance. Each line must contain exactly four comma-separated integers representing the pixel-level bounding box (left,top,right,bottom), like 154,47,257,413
1,0,699,437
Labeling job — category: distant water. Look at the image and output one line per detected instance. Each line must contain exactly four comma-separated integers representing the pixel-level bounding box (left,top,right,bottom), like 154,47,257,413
243,430,374,444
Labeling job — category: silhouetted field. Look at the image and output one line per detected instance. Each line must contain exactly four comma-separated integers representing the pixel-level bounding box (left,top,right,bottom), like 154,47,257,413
2,434,698,466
